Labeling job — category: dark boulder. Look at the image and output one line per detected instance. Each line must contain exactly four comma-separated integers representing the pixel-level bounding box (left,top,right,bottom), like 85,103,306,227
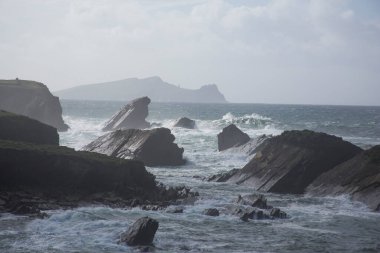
217,124,250,151
214,130,362,194
307,145,380,211
0,110,59,145
0,79,68,131
120,217,159,246
82,128,185,166
203,208,220,216
173,117,196,129
103,96,150,131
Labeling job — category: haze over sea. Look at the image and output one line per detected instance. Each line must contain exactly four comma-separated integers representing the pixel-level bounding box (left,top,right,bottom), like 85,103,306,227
1,100,379,253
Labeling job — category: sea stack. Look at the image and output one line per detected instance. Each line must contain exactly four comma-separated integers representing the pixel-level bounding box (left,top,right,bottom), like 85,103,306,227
83,128,186,166
0,79,69,131
102,96,151,131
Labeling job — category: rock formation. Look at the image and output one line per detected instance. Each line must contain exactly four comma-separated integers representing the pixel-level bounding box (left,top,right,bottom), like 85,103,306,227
0,79,68,131
307,145,380,211
102,96,150,131
119,217,159,246
217,124,250,151
173,117,196,129
83,128,185,166
0,140,195,215
0,110,59,145
227,194,287,221
211,130,362,194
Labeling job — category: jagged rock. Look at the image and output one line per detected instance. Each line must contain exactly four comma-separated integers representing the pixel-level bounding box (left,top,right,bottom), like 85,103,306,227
120,217,159,246
173,117,196,129
217,124,250,151
102,96,150,131
236,194,271,209
0,79,68,131
207,169,240,182
82,128,185,166
307,145,380,211
203,208,220,216
213,130,362,194
0,110,59,145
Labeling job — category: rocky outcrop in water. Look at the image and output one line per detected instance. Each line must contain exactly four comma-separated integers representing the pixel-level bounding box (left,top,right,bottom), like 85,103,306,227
0,110,59,145
0,140,195,215
211,130,362,194
83,128,185,166
119,217,159,246
0,79,68,131
173,117,196,129
227,194,287,221
217,124,250,151
102,96,150,131
307,145,380,211
203,208,220,216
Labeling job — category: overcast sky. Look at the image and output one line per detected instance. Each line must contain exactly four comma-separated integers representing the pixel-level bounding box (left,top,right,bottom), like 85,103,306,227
1,0,380,105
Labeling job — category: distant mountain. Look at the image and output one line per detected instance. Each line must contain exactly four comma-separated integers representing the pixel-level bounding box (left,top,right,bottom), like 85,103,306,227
54,76,227,103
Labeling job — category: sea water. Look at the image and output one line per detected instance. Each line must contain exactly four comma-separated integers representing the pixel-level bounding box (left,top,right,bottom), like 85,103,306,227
1,101,380,252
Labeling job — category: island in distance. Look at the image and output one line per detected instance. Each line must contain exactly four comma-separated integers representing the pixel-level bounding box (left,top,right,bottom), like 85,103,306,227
54,76,227,103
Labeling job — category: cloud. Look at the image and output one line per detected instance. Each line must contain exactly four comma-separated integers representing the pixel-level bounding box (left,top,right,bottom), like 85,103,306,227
0,0,379,105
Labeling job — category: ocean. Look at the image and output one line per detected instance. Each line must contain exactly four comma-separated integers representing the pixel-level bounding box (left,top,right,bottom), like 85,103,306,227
1,100,380,252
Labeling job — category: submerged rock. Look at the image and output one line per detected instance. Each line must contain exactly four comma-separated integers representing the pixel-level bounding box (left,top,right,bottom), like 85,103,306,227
102,96,150,131
203,208,220,216
212,130,362,194
307,145,380,211
120,217,159,246
82,128,185,166
217,124,250,151
173,117,196,129
0,79,68,131
0,110,59,145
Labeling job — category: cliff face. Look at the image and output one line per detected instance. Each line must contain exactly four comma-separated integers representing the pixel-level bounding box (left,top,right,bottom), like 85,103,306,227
0,110,59,145
0,79,68,131
55,76,227,103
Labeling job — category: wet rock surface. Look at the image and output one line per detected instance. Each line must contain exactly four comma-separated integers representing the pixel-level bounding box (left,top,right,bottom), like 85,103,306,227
173,117,196,129
307,145,380,211
82,128,185,166
119,217,159,246
102,96,150,131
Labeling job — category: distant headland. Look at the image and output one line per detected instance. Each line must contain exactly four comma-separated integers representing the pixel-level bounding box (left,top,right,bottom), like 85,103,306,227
54,76,227,103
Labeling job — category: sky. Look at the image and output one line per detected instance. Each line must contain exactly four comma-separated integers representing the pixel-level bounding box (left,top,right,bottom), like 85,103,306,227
0,0,380,105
